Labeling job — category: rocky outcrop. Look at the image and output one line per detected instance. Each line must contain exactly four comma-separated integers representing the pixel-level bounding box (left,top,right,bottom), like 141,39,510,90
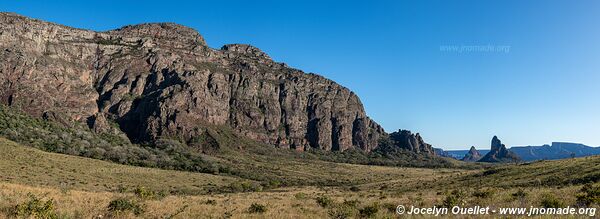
387,130,435,155
433,148,452,158
479,136,521,162
0,13,385,152
462,146,482,162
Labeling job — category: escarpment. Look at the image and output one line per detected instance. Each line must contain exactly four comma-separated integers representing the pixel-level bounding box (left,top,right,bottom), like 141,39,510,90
0,13,385,152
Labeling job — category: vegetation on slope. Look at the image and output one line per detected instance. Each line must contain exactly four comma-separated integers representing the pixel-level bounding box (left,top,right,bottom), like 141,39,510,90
0,105,221,174
454,156,600,188
0,137,244,195
0,105,480,187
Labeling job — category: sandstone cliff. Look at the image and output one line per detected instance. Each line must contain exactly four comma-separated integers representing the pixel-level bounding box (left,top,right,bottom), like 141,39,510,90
0,13,385,152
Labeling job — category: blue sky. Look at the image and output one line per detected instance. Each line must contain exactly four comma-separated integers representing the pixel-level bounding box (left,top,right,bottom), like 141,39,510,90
2,0,599,149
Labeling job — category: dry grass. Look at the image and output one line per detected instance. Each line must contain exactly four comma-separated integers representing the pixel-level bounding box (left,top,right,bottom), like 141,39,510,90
0,138,244,195
1,137,599,218
0,182,594,219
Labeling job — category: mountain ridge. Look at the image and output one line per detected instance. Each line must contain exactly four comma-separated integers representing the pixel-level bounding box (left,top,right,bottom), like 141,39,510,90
0,12,388,152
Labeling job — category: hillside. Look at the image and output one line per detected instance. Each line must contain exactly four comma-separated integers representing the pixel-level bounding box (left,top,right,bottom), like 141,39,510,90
0,137,244,194
452,156,600,188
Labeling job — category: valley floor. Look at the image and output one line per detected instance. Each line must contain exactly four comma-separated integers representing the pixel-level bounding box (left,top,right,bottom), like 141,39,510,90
1,137,599,218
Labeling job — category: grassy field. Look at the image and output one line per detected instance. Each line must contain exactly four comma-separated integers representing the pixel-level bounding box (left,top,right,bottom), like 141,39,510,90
1,137,599,218
0,137,244,195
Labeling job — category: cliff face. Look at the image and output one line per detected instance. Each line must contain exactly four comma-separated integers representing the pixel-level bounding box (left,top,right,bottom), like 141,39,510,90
0,13,384,152
479,136,521,162
387,130,435,155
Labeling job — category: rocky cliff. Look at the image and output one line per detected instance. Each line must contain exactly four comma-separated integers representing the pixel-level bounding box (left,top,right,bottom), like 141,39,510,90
479,136,521,162
386,130,435,155
0,13,385,152
461,146,482,162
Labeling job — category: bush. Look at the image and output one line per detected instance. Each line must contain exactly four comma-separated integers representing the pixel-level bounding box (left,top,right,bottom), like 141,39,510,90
349,186,360,192
328,205,355,219
442,190,467,207
134,186,165,200
342,199,360,208
381,203,398,213
472,189,494,199
511,189,528,200
107,197,145,216
540,194,565,208
248,203,267,214
294,192,308,200
316,196,335,208
11,193,57,219
359,203,379,218
576,184,600,207
203,199,217,205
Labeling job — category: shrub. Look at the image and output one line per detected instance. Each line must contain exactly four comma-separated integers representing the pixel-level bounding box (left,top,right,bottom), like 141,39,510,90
349,186,360,192
107,197,145,215
134,186,155,200
540,194,565,208
203,199,217,205
265,180,281,189
442,190,467,207
248,203,267,214
381,203,398,213
342,199,360,208
472,189,494,199
294,192,308,200
511,189,528,200
11,193,57,219
359,203,379,218
316,196,335,208
133,186,165,200
576,184,600,207
328,205,355,219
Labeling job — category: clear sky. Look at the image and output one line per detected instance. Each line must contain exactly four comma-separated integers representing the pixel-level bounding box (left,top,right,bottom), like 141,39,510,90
2,0,599,149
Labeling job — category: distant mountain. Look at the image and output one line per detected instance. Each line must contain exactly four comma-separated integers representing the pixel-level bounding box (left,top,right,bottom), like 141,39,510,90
479,136,521,163
510,142,600,161
462,146,482,162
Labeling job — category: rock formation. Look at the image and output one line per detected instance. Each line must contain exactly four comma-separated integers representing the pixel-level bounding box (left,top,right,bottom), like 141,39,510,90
461,146,482,162
0,13,385,152
479,136,521,162
433,148,452,158
387,130,435,155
